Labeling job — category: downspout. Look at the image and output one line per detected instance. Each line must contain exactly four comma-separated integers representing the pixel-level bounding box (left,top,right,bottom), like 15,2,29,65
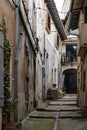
42,34,46,100
14,0,20,122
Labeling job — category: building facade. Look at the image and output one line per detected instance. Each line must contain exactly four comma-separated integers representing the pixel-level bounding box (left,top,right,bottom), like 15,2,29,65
0,0,15,129
35,0,67,102
0,0,36,129
14,0,36,122
61,39,77,93
69,0,87,111
0,0,67,129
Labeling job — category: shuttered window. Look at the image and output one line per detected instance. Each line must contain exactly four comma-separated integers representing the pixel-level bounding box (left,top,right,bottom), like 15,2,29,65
0,31,4,106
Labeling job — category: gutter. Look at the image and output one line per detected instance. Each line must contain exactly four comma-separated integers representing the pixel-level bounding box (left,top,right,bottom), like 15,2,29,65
45,0,67,40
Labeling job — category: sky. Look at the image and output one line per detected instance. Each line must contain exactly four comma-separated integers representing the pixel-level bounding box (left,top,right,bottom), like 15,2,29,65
54,0,64,17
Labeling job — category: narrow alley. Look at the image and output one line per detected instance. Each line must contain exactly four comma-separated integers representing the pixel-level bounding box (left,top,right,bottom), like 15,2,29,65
0,0,87,130
22,94,87,130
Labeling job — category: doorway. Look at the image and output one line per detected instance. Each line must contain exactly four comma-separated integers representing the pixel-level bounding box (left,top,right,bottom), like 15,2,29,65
62,69,77,94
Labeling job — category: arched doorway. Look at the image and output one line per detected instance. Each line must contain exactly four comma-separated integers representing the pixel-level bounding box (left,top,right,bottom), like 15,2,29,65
62,69,77,94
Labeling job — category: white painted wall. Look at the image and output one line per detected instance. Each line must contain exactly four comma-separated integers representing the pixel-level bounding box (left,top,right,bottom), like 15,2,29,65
45,20,59,90
35,0,45,103
31,0,60,100
28,0,36,38
61,0,71,19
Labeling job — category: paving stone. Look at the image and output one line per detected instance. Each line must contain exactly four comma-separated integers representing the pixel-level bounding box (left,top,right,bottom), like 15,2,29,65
58,118,87,130
22,117,55,130
59,111,82,118
22,94,87,130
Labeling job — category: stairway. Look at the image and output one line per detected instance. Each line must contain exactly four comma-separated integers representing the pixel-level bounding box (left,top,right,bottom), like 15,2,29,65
22,94,87,130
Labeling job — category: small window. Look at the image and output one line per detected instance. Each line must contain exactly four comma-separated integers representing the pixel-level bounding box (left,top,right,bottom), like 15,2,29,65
33,2,35,9
66,44,77,62
83,70,86,92
84,6,87,23
57,35,59,47
47,14,51,31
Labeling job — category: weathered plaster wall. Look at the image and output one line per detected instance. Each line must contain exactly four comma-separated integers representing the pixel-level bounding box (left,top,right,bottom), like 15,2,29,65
0,0,15,93
0,0,15,126
18,17,36,121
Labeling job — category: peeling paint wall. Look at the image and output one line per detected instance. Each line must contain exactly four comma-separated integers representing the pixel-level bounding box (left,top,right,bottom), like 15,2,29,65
18,15,36,121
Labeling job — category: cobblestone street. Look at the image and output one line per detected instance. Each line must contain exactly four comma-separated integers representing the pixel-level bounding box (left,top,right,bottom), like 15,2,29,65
22,94,87,130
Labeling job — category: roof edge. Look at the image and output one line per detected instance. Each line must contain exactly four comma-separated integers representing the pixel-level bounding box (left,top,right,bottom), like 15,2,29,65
45,0,67,40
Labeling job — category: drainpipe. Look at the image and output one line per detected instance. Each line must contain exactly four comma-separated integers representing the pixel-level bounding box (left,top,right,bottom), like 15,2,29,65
14,0,20,123
42,40,46,100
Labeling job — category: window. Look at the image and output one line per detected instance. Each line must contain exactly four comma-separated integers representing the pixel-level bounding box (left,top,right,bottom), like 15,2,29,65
47,14,51,31
66,44,77,62
84,6,87,23
57,35,59,48
83,70,86,92
51,69,53,85
54,68,57,86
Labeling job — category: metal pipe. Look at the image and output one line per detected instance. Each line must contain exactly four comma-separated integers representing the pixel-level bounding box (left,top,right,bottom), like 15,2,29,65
14,0,20,122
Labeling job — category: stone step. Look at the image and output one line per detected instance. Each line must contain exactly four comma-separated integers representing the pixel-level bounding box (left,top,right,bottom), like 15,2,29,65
36,107,81,112
57,118,87,130
48,101,77,105
29,111,57,119
22,117,55,130
59,111,82,118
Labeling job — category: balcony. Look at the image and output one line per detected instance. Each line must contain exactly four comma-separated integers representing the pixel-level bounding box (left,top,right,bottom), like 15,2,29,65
61,57,77,65
78,23,87,56
61,55,77,65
